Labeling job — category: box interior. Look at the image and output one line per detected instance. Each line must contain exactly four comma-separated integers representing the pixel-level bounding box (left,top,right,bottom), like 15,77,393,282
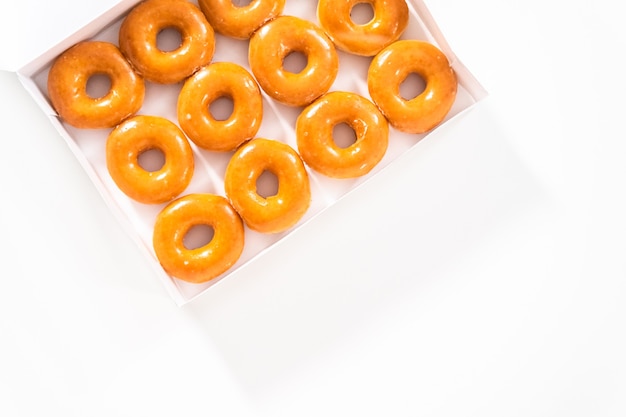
15,0,487,305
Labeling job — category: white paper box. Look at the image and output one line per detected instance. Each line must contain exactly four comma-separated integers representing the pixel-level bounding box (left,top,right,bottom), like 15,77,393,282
2,0,487,305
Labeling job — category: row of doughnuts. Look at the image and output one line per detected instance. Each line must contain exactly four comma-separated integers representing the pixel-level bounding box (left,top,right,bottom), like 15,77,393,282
47,0,456,132
45,0,458,284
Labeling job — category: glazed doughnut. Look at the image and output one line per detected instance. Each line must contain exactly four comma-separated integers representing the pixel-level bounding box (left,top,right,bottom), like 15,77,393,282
296,91,389,178
224,138,311,233
368,40,457,133
198,0,285,39
47,41,144,129
177,62,263,152
249,15,339,107
153,193,245,284
119,0,215,84
106,115,194,204
317,0,409,56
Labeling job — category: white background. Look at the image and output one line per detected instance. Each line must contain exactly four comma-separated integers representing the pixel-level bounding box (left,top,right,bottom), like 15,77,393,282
1,0,625,416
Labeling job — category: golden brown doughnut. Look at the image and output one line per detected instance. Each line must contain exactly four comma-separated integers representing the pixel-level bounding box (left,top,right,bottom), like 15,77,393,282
224,138,311,233
153,193,245,284
198,0,285,39
368,40,457,133
47,41,144,129
119,0,215,84
106,115,194,204
317,0,409,56
177,62,263,152
296,91,389,178
248,15,338,107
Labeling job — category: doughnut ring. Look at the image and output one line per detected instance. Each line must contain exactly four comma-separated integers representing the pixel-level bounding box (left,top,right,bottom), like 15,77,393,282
119,0,215,84
368,40,457,133
317,0,409,56
198,0,285,39
153,193,245,284
106,115,194,204
296,91,389,178
177,62,263,152
47,41,144,129
224,138,311,233
248,15,338,107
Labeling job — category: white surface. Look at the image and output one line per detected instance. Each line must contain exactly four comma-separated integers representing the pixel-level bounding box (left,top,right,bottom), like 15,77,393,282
0,0,625,416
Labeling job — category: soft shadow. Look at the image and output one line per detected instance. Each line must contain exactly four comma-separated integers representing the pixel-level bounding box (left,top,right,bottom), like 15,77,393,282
183,99,548,400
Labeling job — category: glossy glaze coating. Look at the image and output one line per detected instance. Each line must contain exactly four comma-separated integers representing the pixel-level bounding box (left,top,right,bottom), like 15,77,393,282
198,0,285,39
317,0,408,56
249,15,338,107
119,0,214,84
224,138,311,233
47,41,144,129
296,91,389,178
177,62,263,152
153,194,245,284
368,40,457,133
106,115,194,204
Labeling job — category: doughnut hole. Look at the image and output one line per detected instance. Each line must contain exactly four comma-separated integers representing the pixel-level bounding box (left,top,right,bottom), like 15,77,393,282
156,27,183,52
86,73,112,99
231,0,253,6
283,51,308,74
137,148,166,172
183,224,215,250
209,95,235,121
399,72,427,100
350,2,375,25
333,122,357,149
256,170,279,198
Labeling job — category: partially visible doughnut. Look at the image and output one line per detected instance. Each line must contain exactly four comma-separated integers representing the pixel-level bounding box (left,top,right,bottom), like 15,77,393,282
47,41,144,129
177,62,263,152
248,15,338,107
317,0,409,56
153,193,245,284
119,0,215,84
296,91,389,178
224,138,311,233
198,0,285,39
106,115,194,204
368,40,457,133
